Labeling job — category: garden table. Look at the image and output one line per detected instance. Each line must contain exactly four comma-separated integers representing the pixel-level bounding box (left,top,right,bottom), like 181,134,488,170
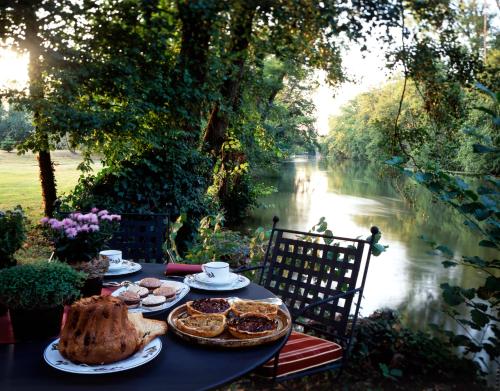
0,263,290,391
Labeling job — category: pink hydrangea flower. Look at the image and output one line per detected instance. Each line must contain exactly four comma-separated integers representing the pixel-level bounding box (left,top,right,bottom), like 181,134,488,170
97,210,109,217
91,207,98,213
40,217,49,224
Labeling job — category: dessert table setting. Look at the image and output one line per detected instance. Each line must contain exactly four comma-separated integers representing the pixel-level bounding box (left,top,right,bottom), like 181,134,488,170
0,262,291,391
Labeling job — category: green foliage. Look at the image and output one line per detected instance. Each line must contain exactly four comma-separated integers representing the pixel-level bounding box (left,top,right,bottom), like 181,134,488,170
0,261,85,310
386,84,500,372
184,213,268,271
0,108,33,151
0,206,27,269
348,309,482,386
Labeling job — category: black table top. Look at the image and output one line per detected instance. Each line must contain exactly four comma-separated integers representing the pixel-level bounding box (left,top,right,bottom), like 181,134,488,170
0,263,290,391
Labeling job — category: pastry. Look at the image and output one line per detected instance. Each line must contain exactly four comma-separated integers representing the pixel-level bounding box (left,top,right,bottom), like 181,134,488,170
139,277,162,292
118,291,141,308
58,296,139,365
227,313,277,339
126,284,149,298
142,295,166,310
231,300,278,318
153,286,176,301
176,314,226,338
127,312,167,349
186,298,231,316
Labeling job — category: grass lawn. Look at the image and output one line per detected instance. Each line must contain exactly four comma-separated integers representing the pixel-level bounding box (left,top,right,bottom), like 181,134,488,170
0,150,101,220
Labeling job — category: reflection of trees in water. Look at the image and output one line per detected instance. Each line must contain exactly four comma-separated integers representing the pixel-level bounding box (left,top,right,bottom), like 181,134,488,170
245,158,498,377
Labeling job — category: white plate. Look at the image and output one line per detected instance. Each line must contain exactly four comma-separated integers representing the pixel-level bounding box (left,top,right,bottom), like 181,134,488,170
111,280,189,314
194,272,238,286
104,261,142,277
43,337,162,374
184,273,250,291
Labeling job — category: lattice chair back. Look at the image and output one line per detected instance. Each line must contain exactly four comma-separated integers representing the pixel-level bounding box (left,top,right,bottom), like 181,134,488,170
259,217,377,350
108,213,169,263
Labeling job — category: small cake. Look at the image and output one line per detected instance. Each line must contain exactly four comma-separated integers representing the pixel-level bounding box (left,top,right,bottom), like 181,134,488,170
153,286,176,301
186,298,231,316
142,295,166,310
231,300,278,318
126,285,149,298
227,313,277,339
176,314,226,338
139,277,163,292
118,291,141,308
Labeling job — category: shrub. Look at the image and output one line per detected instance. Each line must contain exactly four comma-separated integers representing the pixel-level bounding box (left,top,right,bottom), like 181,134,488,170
0,262,86,310
0,206,27,269
347,309,482,386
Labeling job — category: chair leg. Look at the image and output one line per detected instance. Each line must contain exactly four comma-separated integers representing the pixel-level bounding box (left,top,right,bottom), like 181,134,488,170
272,351,280,382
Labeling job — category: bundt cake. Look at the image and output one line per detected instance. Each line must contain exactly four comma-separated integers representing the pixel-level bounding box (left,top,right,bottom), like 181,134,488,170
59,295,139,365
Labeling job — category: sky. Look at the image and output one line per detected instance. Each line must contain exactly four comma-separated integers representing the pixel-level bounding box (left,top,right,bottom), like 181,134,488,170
312,42,395,135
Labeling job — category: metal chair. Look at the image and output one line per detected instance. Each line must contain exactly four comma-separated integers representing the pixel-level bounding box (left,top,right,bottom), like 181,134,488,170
53,200,171,264
108,213,169,263
248,216,379,381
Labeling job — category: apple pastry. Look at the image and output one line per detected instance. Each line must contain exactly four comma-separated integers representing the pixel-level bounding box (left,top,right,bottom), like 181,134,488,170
176,314,227,338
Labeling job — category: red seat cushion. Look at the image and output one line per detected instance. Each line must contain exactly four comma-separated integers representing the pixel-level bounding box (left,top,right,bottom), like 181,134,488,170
258,331,343,378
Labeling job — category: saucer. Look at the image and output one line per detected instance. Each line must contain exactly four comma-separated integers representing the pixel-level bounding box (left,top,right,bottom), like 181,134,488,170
194,272,237,286
104,261,142,277
184,273,250,291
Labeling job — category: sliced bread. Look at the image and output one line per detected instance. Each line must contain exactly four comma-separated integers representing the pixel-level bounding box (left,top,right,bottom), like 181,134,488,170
127,312,168,348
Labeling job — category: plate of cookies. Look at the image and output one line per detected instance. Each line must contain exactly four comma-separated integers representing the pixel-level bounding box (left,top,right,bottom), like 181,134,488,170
167,297,291,348
112,277,190,315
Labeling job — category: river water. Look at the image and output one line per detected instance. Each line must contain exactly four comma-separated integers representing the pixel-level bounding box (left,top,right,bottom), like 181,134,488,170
239,157,498,377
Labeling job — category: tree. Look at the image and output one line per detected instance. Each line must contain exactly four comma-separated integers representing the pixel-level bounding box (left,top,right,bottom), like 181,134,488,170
0,1,81,216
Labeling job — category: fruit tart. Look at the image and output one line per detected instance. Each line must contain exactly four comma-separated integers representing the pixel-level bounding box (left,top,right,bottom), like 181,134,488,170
186,298,231,316
227,313,277,339
176,314,227,338
231,300,278,318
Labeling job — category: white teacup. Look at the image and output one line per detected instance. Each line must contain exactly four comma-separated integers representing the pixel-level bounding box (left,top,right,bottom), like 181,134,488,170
202,261,230,283
100,250,123,271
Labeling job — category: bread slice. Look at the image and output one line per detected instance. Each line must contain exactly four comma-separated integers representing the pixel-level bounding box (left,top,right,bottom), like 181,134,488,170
176,314,226,338
127,312,168,348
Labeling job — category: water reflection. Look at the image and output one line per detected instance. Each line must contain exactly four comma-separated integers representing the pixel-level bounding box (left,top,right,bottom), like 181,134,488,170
240,158,498,377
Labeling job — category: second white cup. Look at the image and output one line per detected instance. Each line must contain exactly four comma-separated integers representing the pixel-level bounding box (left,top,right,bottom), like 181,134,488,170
202,261,230,283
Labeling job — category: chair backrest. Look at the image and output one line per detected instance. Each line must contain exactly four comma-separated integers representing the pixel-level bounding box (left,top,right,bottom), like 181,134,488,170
259,216,377,348
109,213,168,263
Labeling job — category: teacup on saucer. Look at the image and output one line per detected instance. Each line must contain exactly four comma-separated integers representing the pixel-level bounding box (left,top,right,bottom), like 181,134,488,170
100,250,123,271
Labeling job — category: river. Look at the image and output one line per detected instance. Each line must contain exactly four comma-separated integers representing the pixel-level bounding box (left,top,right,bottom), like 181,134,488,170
238,157,498,378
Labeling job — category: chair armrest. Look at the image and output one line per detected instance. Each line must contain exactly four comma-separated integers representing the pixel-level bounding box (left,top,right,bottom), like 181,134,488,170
232,264,267,274
293,288,361,319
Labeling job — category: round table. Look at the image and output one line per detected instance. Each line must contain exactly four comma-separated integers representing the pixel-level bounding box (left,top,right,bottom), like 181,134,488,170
0,263,290,391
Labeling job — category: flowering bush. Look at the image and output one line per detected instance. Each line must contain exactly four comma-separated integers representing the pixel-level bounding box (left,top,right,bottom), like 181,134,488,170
41,208,121,263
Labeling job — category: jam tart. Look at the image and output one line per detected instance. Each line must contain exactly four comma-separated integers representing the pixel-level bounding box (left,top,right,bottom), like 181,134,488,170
227,313,277,339
186,298,231,316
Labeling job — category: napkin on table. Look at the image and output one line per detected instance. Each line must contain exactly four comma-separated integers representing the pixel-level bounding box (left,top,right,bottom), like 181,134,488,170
164,263,202,276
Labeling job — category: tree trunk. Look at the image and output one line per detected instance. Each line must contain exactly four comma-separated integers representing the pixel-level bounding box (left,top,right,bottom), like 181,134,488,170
174,0,221,139
24,5,57,217
37,148,57,217
202,3,256,154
